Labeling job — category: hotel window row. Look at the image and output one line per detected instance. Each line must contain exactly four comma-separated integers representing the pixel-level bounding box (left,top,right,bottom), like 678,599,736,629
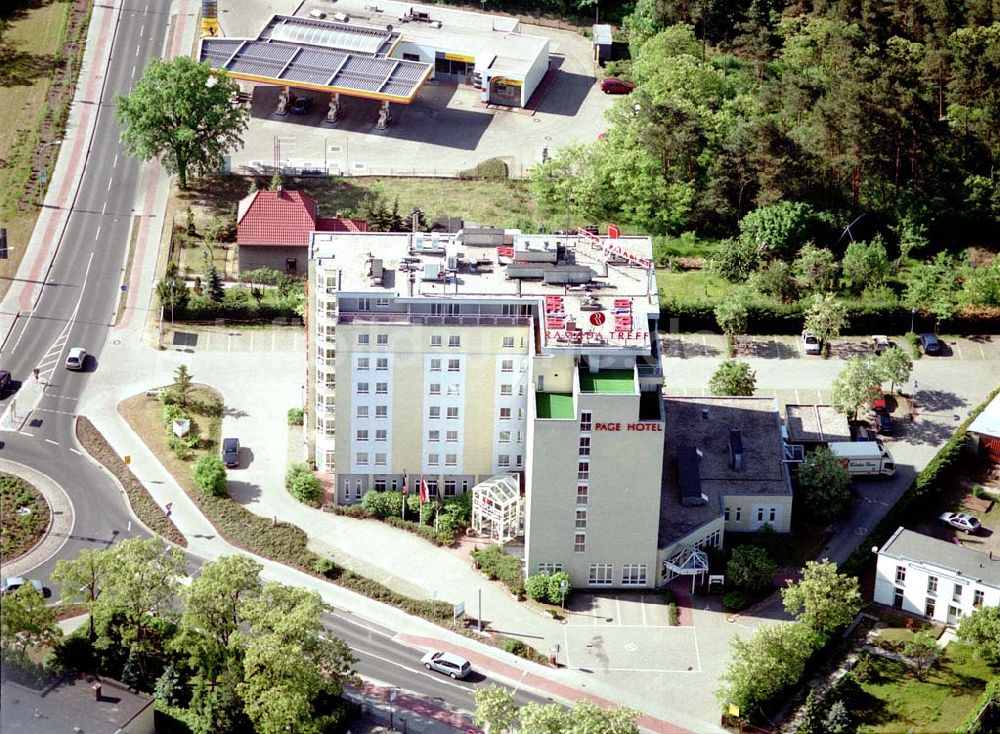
357,334,390,346
586,564,649,586
429,335,463,348
356,406,389,418
356,357,389,370
429,359,462,372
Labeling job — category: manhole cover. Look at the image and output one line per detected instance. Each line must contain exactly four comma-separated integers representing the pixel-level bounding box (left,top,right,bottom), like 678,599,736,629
624,643,638,652
855,526,868,536
112,339,121,345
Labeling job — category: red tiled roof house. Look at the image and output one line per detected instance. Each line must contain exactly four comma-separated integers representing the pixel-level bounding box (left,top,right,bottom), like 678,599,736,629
236,189,366,276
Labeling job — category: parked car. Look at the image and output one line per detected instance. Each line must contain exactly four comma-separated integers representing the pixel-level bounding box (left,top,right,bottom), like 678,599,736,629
1,577,43,595
919,333,941,354
0,369,11,396
871,335,894,355
421,650,471,679
600,77,635,94
939,511,981,534
222,437,241,468
65,347,86,370
801,330,822,355
289,96,312,114
874,411,894,435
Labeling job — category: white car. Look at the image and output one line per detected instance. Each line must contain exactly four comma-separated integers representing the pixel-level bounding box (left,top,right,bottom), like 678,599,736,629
871,335,893,355
1,577,44,595
65,347,87,370
421,650,471,679
939,512,981,534
801,331,822,355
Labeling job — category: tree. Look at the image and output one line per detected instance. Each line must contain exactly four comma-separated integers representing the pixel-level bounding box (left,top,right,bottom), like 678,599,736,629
903,252,959,328
268,170,285,191
903,631,937,679
875,347,913,394
841,236,890,292
792,244,838,293
236,583,357,734
115,57,248,190
957,606,1000,664
711,237,760,282
171,364,195,409
51,547,111,640
709,359,757,396
831,357,882,418
737,201,816,261
781,560,861,635
727,545,777,593
717,622,820,717
803,292,848,348
823,700,853,734
473,685,518,733
747,259,797,302
205,263,225,303
714,288,751,338
194,454,228,497
796,447,853,521
156,277,190,316
285,463,323,506
0,584,60,659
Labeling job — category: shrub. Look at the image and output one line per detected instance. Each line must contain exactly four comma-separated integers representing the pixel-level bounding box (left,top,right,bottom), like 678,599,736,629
545,571,571,605
313,558,339,577
471,544,524,595
287,408,304,426
166,434,194,460
728,545,778,593
723,591,748,611
286,462,323,506
193,454,227,497
361,489,390,518
525,574,549,601
162,403,188,430
668,603,679,626
502,638,526,655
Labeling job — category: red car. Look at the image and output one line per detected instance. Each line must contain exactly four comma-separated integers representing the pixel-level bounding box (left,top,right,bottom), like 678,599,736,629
600,78,635,94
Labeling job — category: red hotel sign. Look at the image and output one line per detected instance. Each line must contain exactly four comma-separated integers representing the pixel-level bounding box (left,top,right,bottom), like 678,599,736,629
594,422,662,432
589,311,606,326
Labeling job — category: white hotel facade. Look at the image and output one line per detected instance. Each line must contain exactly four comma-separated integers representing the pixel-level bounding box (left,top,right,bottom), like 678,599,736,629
307,229,666,587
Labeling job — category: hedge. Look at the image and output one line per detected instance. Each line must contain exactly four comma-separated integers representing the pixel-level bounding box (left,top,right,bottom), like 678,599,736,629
841,384,1000,579
958,676,1000,734
659,299,1000,336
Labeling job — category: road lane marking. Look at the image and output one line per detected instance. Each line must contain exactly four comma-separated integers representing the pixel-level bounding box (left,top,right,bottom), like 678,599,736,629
113,154,118,167
352,650,472,693
17,431,34,437
107,176,113,191
45,438,58,445
102,201,107,215
131,64,136,78
135,44,140,57
140,24,144,36
95,225,101,240
70,448,82,456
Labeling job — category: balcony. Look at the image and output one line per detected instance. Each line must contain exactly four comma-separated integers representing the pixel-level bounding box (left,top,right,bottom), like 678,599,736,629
339,312,531,327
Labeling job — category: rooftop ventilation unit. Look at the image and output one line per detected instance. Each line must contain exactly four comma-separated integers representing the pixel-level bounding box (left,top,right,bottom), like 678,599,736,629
423,263,442,281
730,429,744,471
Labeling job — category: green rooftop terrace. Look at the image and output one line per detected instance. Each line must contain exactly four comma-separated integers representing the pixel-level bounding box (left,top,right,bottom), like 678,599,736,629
579,368,635,394
536,393,575,420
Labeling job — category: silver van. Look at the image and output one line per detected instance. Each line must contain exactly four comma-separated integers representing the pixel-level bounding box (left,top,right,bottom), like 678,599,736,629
421,650,471,679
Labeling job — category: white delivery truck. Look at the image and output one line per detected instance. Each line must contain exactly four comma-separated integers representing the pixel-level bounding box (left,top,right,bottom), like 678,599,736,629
828,441,896,477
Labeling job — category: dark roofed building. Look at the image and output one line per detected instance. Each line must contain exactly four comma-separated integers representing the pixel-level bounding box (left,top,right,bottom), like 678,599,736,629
1,675,154,734
236,189,366,275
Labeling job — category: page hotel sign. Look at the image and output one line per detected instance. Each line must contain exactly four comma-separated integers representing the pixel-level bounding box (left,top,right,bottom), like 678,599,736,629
594,422,662,432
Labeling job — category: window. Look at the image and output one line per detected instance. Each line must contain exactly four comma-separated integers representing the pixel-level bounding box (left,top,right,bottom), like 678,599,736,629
622,564,648,585
356,406,369,419
430,383,441,395
498,454,510,467
444,479,456,496
449,335,461,347
376,358,388,371
502,336,515,348
499,431,511,444
580,411,592,432
501,359,514,373
578,461,590,480
376,298,390,307
576,485,588,505
428,453,439,466
426,479,439,496
429,407,441,420
376,382,388,394
431,335,442,347
446,430,458,443
447,384,460,396
375,453,387,466
518,385,524,396
538,563,563,575
724,507,731,521
358,298,371,311
357,382,369,394
462,480,469,492
574,533,586,553
953,584,963,603
358,334,370,345
429,430,440,442
356,429,369,442
375,429,387,442
445,454,457,466
895,565,907,584
925,597,936,617
516,431,523,444
374,478,387,491
575,509,587,529
357,358,370,371
927,576,938,595
430,359,441,372
499,407,512,420
735,507,742,522
448,359,460,372
500,384,513,396
375,405,388,418
516,454,522,468
769,507,777,523
355,483,363,500
756,508,765,523
588,563,613,585
579,436,591,456
376,334,388,347
356,453,368,466
974,589,985,607
446,407,459,420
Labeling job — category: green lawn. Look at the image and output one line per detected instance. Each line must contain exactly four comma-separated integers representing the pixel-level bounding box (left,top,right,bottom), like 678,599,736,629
656,269,729,302
536,393,574,420
579,368,635,394
855,643,996,733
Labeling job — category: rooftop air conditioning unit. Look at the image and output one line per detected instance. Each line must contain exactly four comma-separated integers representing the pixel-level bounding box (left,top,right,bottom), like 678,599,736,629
423,263,442,281
333,12,350,22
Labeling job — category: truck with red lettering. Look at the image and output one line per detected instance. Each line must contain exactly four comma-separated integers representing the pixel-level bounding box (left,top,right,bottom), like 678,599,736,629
827,441,896,477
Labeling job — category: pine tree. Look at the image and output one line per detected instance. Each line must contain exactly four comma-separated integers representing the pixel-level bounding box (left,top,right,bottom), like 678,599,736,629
206,264,225,303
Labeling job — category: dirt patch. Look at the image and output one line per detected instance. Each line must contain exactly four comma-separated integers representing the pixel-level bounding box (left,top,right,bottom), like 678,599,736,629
0,472,50,563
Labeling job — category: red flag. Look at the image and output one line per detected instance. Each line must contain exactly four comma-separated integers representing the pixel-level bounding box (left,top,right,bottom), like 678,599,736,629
401,473,408,495
420,479,428,504
608,223,620,239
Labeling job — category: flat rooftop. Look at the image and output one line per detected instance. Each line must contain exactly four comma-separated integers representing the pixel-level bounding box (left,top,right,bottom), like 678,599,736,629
881,527,1000,588
536,393,574,420
313,230,658,352
785,404,851,443
659,396,792,547
579,368,635,394
1,676,153,734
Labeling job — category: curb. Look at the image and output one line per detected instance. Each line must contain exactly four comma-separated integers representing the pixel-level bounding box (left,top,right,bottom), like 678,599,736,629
0,460,75,578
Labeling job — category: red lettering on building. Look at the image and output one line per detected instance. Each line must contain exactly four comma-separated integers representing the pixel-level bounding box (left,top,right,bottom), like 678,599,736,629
626,423,662,432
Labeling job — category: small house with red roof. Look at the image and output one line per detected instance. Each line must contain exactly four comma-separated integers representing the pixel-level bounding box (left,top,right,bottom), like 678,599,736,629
236,189,365,276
